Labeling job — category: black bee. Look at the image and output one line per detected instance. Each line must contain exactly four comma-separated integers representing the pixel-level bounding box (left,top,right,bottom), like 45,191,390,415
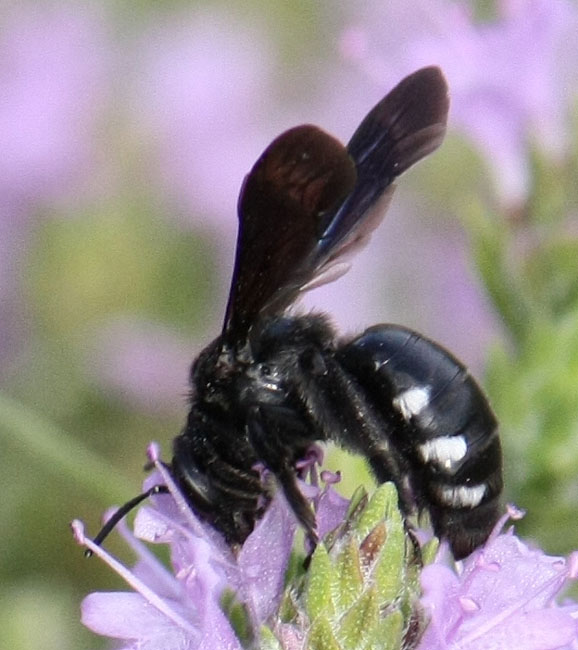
94,67,502,560
169,66,502,560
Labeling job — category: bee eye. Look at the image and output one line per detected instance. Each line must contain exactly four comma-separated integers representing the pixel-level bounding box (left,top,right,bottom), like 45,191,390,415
260,364,271,376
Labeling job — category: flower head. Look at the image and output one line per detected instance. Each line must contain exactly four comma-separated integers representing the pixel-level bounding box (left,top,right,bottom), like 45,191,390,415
72,444,349,649
74,451,578,650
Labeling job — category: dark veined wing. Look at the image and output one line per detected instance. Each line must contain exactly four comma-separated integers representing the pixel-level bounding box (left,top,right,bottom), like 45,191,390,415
303,66,449,292
223,66,449,346
223,126,357,344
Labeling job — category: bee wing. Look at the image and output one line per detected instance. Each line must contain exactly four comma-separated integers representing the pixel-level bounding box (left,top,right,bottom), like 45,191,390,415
223,125,357,343
223,67,449,345
303,66,449,292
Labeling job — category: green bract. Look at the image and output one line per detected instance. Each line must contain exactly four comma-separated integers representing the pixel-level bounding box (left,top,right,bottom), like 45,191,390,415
271,484,434,650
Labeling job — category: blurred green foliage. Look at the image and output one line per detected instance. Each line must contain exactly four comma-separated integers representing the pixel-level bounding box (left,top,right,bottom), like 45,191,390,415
469,143,578,553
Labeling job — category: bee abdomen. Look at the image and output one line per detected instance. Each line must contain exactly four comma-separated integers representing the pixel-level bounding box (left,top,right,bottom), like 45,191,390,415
337,324,503,559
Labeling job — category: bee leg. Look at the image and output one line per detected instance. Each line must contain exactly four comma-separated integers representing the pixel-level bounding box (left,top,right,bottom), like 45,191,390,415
247,407,318,545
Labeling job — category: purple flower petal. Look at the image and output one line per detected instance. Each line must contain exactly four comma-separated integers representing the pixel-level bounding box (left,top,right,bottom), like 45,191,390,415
466,609,576,650
419,518,578,650
315,481,350,541
237,493,297,624
116,517,183,599
461,534,572,611
82,591,195,643
74,515,241,650
74,448,300,647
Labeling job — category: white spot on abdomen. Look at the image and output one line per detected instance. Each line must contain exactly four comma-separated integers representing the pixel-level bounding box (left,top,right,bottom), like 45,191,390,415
393,386,430,420
419,435,467,471
437,483,486,509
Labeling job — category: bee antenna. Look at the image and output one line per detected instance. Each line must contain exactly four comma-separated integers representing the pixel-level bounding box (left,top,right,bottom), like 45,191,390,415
85,484,169,558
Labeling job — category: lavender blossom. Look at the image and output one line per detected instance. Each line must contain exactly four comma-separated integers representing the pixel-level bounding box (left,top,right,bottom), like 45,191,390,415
74,450,578,650
72,444,343,649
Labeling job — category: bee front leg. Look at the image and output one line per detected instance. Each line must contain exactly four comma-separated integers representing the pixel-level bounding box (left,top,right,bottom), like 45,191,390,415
247,406,319,545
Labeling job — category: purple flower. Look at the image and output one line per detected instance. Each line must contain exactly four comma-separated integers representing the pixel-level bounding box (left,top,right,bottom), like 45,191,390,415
419,506,578,650
340,0,578,207
72,444,347,649
74,453,578,650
